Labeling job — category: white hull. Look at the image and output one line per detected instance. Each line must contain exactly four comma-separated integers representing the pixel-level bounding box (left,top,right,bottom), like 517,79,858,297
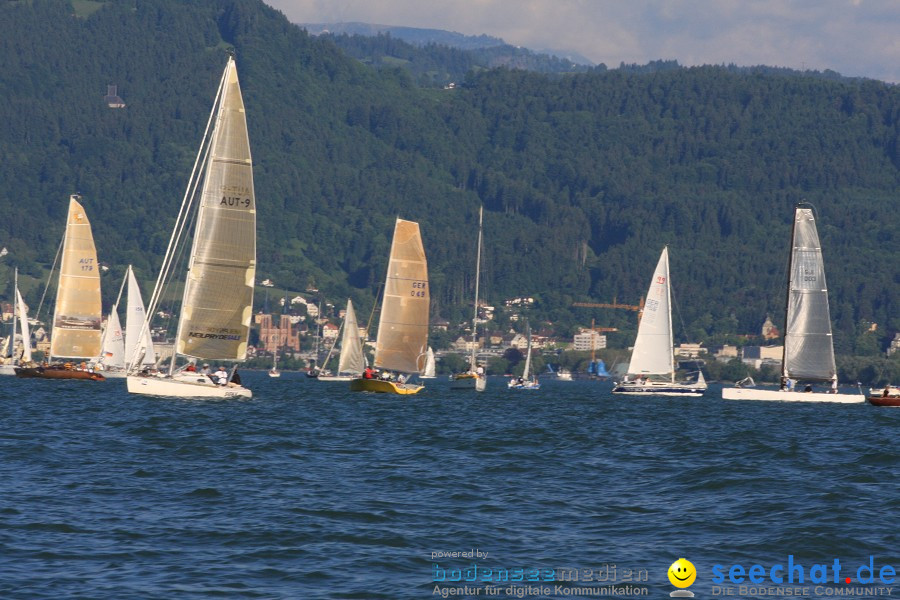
317,374,355,382
722,387,864,403
99,369,128,379
0,364,17,377
613,380,706,397
126,373,252,398
450,375,486,391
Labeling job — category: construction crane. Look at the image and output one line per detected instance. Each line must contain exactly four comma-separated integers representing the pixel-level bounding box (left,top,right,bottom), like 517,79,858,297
572,297,644,312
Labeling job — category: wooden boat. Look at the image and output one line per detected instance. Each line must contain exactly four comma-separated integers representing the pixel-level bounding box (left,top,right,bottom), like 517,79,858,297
15,364,104,381
350,218,429,394
450,206,487,392
125,56,254,399
868,386,900,406
612,247,706,397
15,195,106,382
722,206,863,403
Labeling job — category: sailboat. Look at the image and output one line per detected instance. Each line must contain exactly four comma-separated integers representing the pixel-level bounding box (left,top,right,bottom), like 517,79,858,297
96,299,126,377
723,206,863,403
450,206,487,391
0,270,33,376
318,299,367,382
508,321,539,389
123,265,156,371
15,195,105,381
349,218,429,394
126,56,255,399
268,347,281,377
421,347,436,379
612,247,706,396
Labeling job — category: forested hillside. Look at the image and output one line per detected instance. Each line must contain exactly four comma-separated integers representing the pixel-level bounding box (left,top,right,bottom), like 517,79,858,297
0,0,898,353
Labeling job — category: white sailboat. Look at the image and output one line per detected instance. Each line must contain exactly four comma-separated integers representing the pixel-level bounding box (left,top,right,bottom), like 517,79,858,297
318,299,367,382
421,346,436,379
15,195,105,381
97,304,126,377
0,270,33,376
508,321,540,390
350,218,429,394
268,347,281,377
124,265,156,371
723,206,863,403
612,246,706,396
451,206,487,391
126,56,255,399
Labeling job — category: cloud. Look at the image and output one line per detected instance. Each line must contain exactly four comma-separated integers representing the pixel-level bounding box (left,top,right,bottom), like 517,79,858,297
264,0,900,82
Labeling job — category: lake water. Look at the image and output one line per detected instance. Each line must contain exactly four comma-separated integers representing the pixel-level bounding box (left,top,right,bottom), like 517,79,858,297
1,373,897,599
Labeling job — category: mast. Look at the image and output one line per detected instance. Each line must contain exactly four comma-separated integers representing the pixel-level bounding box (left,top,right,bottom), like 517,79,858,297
7,268,17,359
664,247,675,383
470,206,483,371
780,208,798,381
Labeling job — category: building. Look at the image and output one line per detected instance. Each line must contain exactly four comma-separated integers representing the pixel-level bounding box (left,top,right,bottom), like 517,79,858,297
761,316,780,340
709,345,739,362
321,322,339,340
104,85,125,108
741,345,783,369
674,343,707,359
888,333,900,356
256,314,300,353
573,330,607,352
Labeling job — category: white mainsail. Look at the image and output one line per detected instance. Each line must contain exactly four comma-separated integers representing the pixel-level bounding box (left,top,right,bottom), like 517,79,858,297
50,195,102,360
423,347,436,377
374,218,429,374
125,266,156,367
627,247,674,379
783,207,836,381
522,322,533,380
99,309,125,369
337,299,366,375
174,56,256,362
15,287,31,363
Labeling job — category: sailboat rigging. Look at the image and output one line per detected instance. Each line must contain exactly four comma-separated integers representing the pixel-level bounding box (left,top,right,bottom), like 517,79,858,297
722,206,863,403
450,206,487,391
350,218,429,394
612,246,706,396
126,55,256,398
508,320,539,390
15,195,105,381
318,299,367,381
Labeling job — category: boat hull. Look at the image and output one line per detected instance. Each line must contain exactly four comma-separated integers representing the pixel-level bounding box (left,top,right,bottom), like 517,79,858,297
0,364,17,377
722,387,864,403
318,374,355,382
868,396,900,406
349,378,424,394
508,379,540,390
450,373,486,391
15,366,105,381
126,374,251,398
612,381,705,397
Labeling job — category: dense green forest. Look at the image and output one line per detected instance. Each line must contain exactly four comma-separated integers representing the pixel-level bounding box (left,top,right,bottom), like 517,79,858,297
0,0,898,359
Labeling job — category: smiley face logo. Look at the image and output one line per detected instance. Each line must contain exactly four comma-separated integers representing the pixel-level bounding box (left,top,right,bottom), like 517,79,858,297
668,558,696,588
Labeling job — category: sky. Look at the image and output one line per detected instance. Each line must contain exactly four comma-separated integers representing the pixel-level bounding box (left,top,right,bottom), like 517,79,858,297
263,0,900,84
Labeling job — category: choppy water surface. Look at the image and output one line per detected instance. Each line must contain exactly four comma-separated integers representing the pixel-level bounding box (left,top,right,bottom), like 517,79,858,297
1,373,898,599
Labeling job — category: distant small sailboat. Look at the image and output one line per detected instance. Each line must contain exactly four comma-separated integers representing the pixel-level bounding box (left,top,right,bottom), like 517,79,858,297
612,247,706,397
450,206,487,392
508,321,539,390
318,299,367,382
15,195,105,381
0,269,33,376
420,346,436,379
268,347,281,378
350,218,429,394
